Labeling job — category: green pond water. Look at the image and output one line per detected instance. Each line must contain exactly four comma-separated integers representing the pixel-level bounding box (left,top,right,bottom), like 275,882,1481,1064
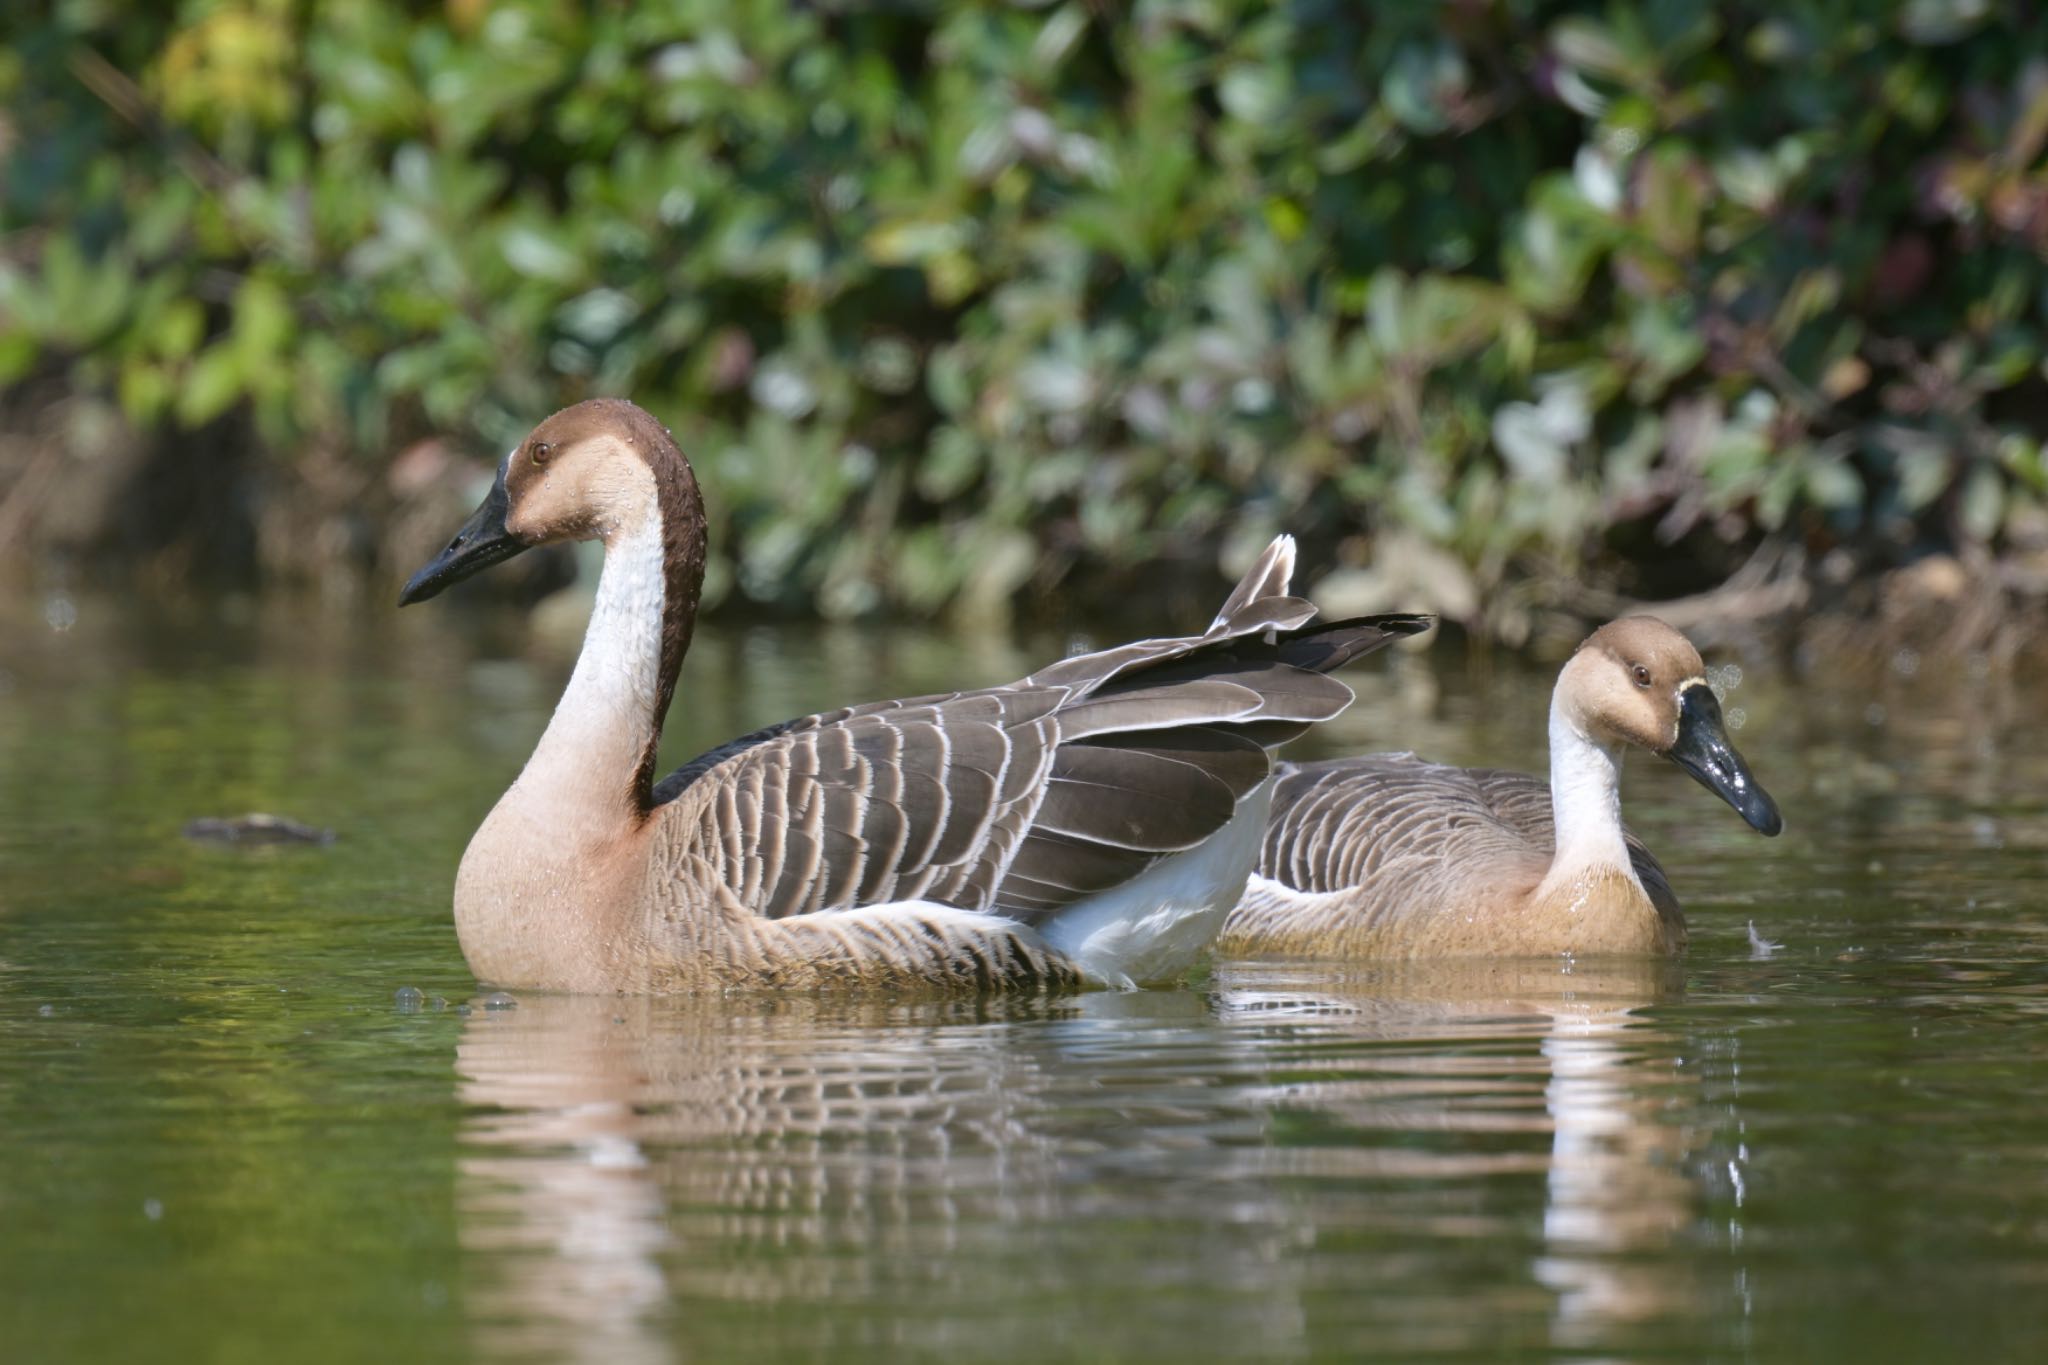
4,592,2047,1363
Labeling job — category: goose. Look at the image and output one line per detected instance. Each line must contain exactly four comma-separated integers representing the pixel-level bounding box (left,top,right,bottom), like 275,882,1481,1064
400,398,1428,993
1217,617,1781,959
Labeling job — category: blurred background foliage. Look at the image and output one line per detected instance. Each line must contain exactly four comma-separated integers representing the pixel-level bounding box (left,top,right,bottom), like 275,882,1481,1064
4,0,2047,639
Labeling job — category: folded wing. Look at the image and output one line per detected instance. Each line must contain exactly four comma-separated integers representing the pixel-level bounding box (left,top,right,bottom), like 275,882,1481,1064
656,538,1429,927
1258,755,1675,914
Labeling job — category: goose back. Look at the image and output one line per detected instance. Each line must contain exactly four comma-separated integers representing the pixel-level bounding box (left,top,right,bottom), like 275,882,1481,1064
646,608,1429,949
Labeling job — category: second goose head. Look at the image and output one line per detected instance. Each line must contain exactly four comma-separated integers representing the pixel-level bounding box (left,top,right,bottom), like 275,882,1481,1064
1559,616,1782,836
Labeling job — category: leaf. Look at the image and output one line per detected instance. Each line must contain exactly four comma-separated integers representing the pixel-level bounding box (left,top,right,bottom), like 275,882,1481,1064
1960,464,2004,543
1637,144,1702,258
1505,176,1614,313
179,344,244,427
119,360,174,423
1218,64,1287,125
556,287,639,345
500,226,582,282
1805,458,1862,511
1894,441,1953,513
232,276,293,370
918,426,982,500
156,298,206,362
1381,41,1466,136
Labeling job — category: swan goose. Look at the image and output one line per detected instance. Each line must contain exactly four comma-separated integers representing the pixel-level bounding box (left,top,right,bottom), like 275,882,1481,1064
1218,617,1781,959
400,398,1427,992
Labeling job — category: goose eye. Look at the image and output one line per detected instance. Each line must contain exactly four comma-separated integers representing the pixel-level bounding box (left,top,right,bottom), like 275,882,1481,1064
1631,664,1652,688
531,441,552,467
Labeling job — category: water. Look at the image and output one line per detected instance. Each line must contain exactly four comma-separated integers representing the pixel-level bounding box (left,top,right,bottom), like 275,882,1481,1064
4,592,2047,1362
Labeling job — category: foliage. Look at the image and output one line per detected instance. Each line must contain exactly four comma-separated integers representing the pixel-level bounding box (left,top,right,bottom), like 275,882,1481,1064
5,0,2047,630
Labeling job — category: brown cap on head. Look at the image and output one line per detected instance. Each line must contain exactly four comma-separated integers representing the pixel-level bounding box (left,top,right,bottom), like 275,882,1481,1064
1580,616,1706,697
501,398,699,543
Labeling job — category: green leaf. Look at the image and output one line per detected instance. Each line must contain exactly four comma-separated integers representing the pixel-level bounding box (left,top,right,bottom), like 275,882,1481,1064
1896,444,1953,513
155,298,207,362
179,345,245,428
232,276,293,370
1381,42,1466,136
918,426,982,500
119,361,174,424
0,332,36,384
1960,464,2004,543
1806,458,1862,511
1637,144,1702,258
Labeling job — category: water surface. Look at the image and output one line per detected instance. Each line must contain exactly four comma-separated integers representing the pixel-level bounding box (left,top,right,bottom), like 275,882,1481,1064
3,593,2046,1362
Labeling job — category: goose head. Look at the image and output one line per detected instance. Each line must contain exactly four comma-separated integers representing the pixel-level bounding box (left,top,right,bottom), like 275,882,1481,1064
1559,616,1783,836
399,398,702,605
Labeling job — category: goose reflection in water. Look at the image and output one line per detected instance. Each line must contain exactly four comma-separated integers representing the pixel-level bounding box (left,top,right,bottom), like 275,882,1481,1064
452,964,1731,1360
453,992,1266,1363
456,996,993,1364
1211,957,1707,1349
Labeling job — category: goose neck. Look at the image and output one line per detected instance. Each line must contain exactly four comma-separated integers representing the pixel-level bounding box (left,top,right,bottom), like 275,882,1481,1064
518,506,683,830
1543,683,1634,883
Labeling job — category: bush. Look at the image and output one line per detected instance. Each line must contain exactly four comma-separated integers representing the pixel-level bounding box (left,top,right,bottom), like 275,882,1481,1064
5,1,2046,635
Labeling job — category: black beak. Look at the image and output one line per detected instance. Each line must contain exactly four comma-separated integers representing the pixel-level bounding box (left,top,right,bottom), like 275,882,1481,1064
398,464,526,606
1665,684,1783,836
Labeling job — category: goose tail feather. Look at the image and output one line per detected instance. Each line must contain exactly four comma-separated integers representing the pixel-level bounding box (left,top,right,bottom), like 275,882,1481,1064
1272,613,1434,674
1208,534,1299,632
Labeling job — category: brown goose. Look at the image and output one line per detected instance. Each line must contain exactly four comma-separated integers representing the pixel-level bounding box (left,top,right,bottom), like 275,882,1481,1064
400,399,1427,993
1217,617,1781,959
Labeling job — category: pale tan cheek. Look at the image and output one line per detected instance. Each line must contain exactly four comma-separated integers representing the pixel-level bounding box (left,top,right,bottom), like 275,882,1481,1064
505,503,545,539
1653,701,1675,748
508,496,574,541
1613,700,1673,751
589,461,653,508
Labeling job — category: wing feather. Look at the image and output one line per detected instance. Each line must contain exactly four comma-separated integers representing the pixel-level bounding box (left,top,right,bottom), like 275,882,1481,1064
1208,535,1297,629
650,544,1426,930
1031,743,1240,851
1258,756,1676,917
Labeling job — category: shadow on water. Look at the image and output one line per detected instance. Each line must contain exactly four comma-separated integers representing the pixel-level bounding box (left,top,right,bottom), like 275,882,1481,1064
7,591,2048,1361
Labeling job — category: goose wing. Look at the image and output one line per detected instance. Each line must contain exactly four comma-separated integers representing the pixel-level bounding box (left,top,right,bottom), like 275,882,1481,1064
1260,757,1676,912
1258,754,1544,896
654,551,1426,926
